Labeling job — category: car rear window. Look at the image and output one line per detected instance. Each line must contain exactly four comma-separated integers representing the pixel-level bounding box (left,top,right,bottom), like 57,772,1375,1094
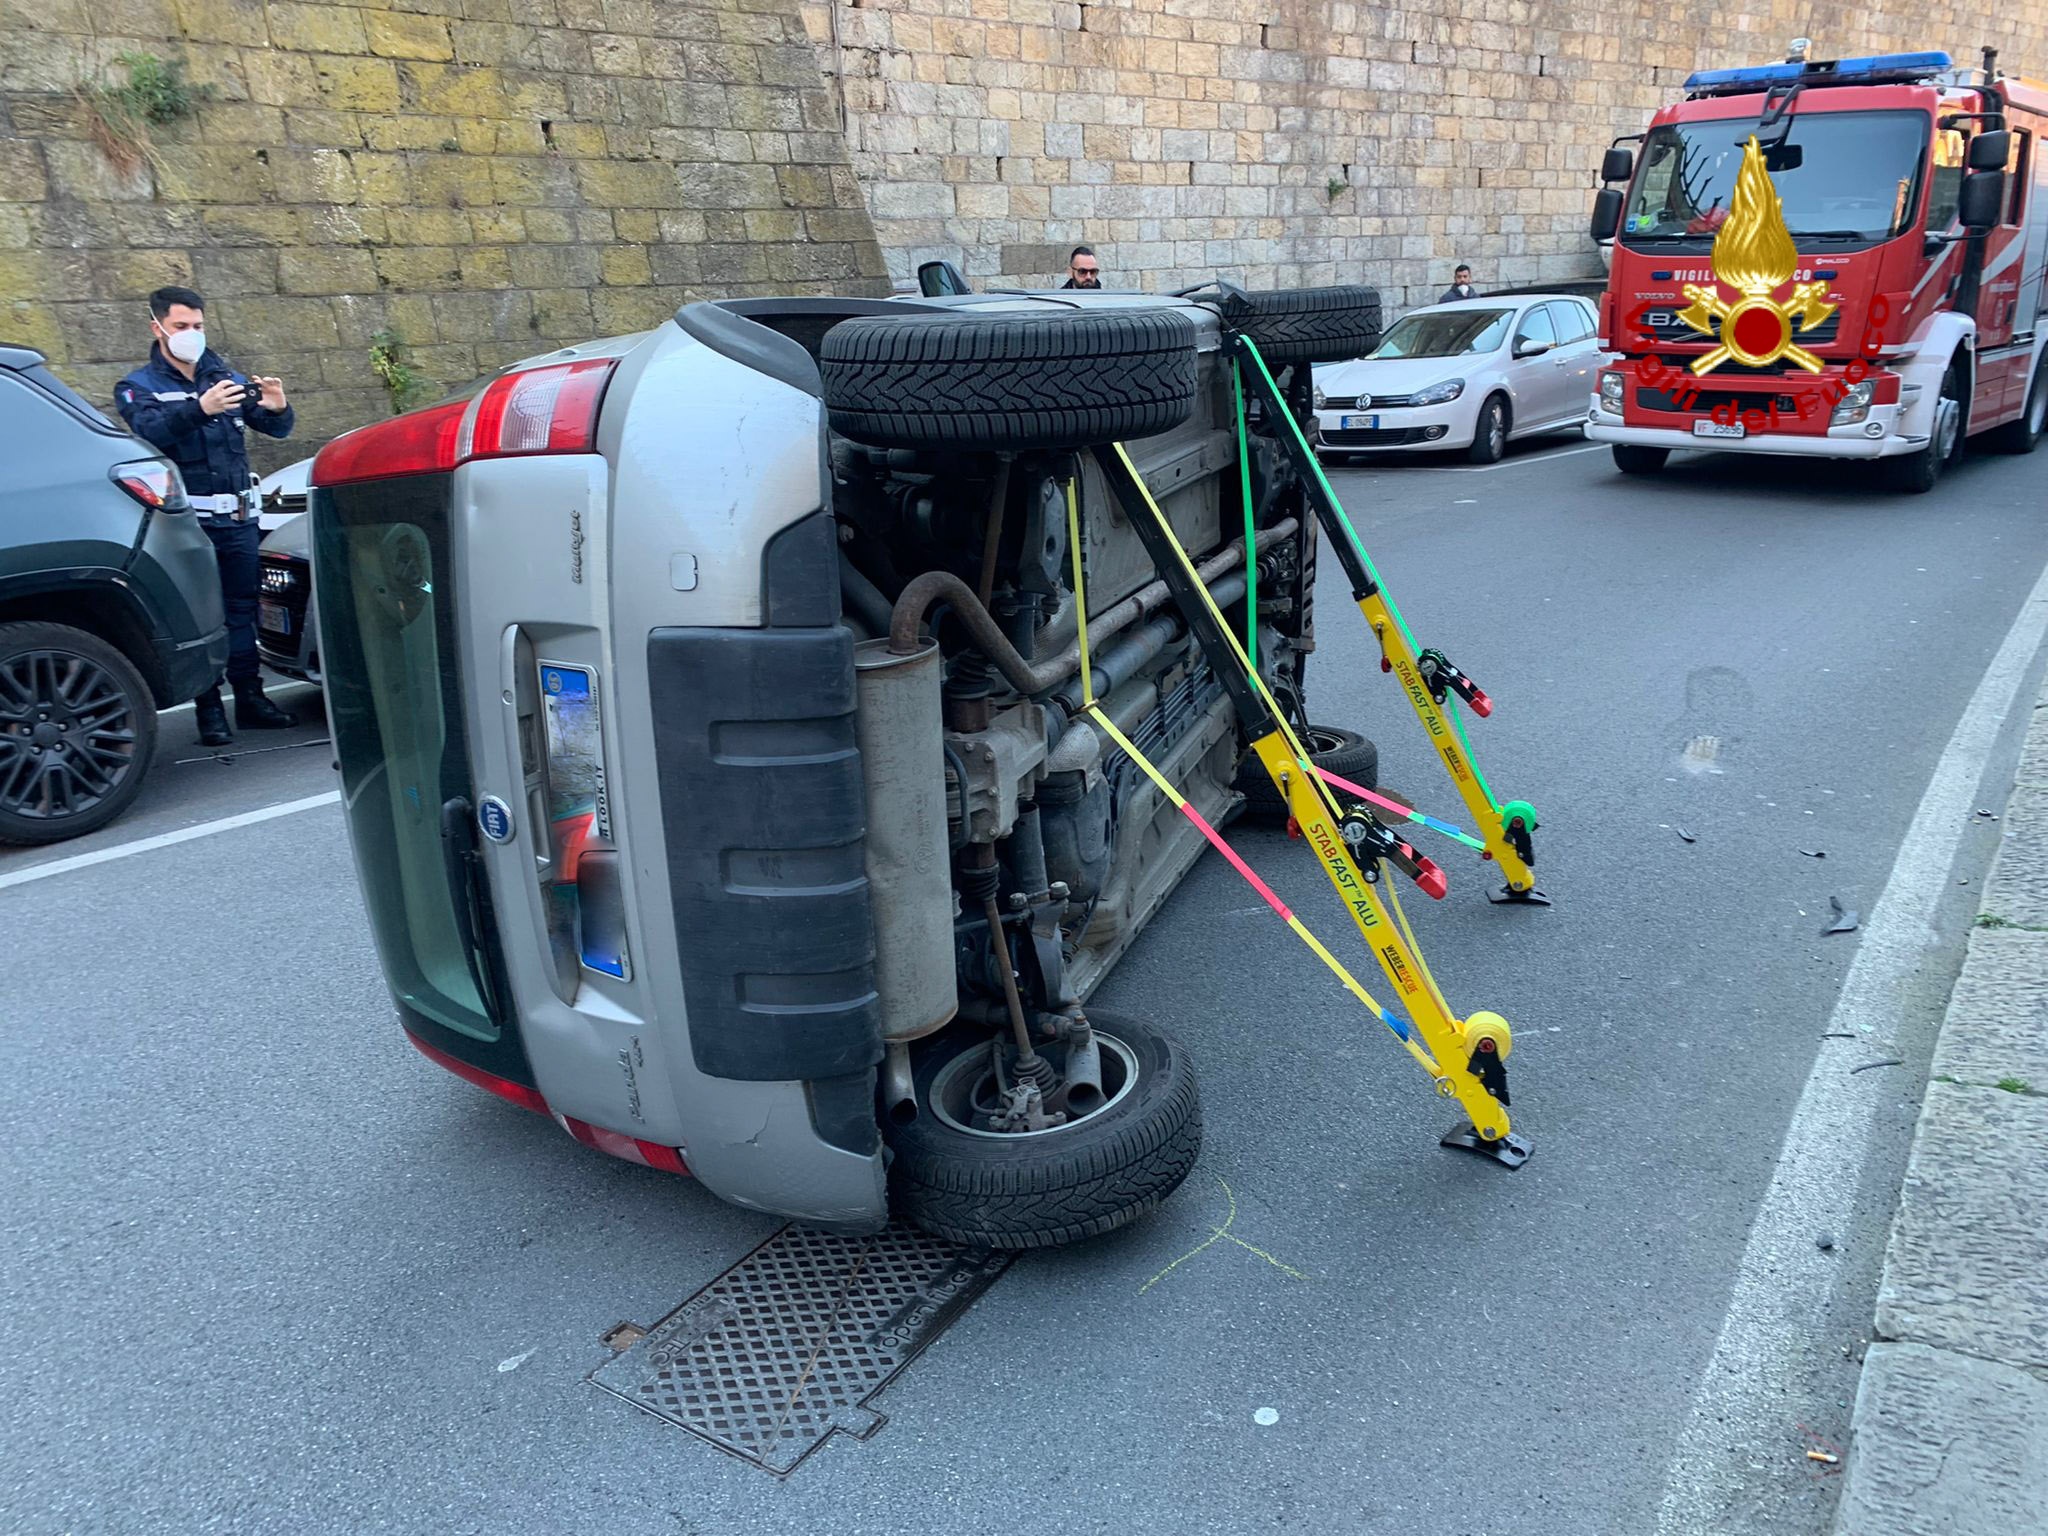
17,363,129,435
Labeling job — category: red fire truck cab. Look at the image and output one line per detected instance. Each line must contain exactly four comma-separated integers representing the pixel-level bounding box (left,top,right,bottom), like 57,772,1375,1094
1587,48,2048,491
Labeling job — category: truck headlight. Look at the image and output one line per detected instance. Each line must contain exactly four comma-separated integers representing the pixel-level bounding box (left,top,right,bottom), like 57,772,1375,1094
1413,378,1464,406
1313,384,1326,410
1831,379,1875,426
1599,370,1625,411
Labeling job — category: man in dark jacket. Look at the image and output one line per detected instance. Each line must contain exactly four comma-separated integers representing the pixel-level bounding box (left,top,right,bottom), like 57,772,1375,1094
117,286,296,745
1062,246,1102,288
1439,265,1480,304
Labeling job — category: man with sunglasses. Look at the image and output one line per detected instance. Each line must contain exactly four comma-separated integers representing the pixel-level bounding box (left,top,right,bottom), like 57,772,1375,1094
1062,247,1103,289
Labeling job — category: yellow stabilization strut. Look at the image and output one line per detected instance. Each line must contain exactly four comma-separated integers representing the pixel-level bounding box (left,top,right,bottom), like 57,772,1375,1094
1075,451,1522,1156
1232,336,1545,905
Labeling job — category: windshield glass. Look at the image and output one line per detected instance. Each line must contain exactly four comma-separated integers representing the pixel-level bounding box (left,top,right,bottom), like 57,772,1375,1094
1371,310,1511,359
1621,109,1930,248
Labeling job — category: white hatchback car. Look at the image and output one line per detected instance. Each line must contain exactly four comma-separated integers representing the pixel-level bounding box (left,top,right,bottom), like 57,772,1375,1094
1314,294,1604,464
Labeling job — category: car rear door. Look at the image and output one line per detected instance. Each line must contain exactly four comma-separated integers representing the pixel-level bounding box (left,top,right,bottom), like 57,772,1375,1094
1545,301,1602,426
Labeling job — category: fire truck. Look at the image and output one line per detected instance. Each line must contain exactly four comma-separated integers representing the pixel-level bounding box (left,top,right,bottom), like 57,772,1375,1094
1585,47,2048,491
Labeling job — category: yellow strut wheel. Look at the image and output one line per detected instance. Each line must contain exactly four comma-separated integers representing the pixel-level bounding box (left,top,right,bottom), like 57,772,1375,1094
1462,1010,1512,1060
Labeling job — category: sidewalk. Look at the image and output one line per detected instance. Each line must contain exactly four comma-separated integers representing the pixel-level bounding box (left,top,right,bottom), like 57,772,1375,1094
1832,683,2048,1535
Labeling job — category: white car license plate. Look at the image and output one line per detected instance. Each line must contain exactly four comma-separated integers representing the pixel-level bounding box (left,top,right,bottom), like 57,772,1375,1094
1340,414,1379,430
258,601,291,635
1693,420,1745,439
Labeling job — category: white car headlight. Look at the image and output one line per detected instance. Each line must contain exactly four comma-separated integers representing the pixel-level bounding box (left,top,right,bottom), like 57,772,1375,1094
1313,384,1326,410
1831,379,1875,426
1599,370,1625,410
1412,378,1464,406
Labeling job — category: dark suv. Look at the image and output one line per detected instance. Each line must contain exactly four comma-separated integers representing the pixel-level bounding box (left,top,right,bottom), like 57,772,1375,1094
0,344,227,844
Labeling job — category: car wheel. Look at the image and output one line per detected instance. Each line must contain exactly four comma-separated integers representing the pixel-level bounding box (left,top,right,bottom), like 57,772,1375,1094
1218,285,1384,365
1466,396,1508,464
0,621,157,846
1984,353,2047,455
1883,361,1967,494
1234,723,1378,819
821,310,1199,451
885,1009,1202,1250
1611,445,1669,476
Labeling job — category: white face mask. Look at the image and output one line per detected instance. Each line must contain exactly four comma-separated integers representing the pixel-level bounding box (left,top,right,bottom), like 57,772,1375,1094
162,328,206,364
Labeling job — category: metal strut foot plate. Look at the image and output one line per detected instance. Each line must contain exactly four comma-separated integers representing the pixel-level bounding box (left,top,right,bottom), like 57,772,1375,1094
1441,1125,1534,1169
1485,883,1552,906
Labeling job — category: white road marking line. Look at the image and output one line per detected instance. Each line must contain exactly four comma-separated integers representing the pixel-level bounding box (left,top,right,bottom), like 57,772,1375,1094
159,678,321,716
0,790,341,892
1652,553,2048,1534
1448,442,1605,472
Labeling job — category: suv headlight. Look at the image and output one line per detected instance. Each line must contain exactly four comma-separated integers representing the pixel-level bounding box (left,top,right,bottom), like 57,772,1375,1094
1599,370,1625,410
1413,378,1464,406
1831,379,1875,426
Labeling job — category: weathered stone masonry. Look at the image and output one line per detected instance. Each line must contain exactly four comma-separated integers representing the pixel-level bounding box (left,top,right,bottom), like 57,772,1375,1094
2,0,2043,460
801,0,2048,310
0,0,889,461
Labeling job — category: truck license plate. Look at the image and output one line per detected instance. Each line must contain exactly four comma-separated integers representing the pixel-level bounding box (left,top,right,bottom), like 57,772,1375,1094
1341,414,1380,430
258,602,291,635
1693,420,1745,439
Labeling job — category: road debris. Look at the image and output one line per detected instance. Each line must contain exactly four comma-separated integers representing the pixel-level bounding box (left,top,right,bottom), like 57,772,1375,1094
1823,897,1860,935
1850,1058,1905,1074
1253,1407,1280,1426
1798,848,1826,858
1816,1233,1836,1250
1806,1450,1839,1465
1676,825,1697,843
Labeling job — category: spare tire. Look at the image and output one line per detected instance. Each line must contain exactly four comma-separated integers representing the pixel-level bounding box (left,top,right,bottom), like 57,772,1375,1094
1222,285,1383,365
821,310,1198,451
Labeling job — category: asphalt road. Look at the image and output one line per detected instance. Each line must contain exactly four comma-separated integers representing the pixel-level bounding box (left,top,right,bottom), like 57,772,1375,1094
5,434,2046,1536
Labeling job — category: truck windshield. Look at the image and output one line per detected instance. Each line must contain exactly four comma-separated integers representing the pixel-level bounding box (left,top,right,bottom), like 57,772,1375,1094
1371,310,1512,358
1621,109,1931,249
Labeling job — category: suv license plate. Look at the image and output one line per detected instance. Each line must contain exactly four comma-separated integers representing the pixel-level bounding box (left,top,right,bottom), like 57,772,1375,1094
258,601,291,635
1693,420,1745,439
1341,414,1380,430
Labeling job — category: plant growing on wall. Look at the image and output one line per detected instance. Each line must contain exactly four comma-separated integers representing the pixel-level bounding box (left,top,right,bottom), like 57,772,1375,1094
368,331,431,414
82,52,215,174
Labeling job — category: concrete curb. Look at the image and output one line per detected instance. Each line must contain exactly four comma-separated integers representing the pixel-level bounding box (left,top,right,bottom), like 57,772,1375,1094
1833,687,2048,1536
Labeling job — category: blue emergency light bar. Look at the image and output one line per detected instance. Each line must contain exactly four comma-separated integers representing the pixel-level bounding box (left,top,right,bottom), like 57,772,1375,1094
1684,51,1953,96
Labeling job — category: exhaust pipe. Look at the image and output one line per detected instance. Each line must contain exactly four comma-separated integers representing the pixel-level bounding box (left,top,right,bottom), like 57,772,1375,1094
882,1042,918,1126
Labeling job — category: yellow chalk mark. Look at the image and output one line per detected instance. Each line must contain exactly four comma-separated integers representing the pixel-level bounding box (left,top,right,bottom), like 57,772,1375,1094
1137,1177,1308,1295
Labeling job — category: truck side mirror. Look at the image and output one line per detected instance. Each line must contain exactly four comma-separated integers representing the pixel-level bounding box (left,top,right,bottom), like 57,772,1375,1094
1589,187,1625,243
1601,147,1635,183
1968,129,2012,171
1958,170,2005,231
917,260,972,297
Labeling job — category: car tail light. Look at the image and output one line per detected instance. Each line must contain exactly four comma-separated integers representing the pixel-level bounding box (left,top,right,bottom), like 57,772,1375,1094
311,359,617,489
110,458,183,509
554,1113,690,1175
460,359,614,462
405,1029,549,1114
312,397,468,488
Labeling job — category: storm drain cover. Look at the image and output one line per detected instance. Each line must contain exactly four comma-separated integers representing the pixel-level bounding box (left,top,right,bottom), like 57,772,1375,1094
589,1221,1011,1474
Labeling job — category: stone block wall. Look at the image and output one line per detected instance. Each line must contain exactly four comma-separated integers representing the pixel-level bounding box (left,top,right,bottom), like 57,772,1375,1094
799,0,2048,311
0,0,889,462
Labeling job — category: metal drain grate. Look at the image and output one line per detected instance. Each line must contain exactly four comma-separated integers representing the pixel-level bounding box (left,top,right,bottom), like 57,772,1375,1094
589,1220,1011,1474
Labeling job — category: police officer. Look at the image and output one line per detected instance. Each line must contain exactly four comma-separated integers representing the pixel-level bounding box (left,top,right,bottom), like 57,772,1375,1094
117,286,297,745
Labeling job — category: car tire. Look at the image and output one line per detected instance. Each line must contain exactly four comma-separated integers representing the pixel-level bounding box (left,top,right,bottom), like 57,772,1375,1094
1467,396,1509,464
0,621,157,846
885,1009,1202,1250
820,309,1199,451
1882,361,1967,494
1984,353,2047,455
1220,285,1384,366
1612,444,1669,475
1235,723,1378,819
